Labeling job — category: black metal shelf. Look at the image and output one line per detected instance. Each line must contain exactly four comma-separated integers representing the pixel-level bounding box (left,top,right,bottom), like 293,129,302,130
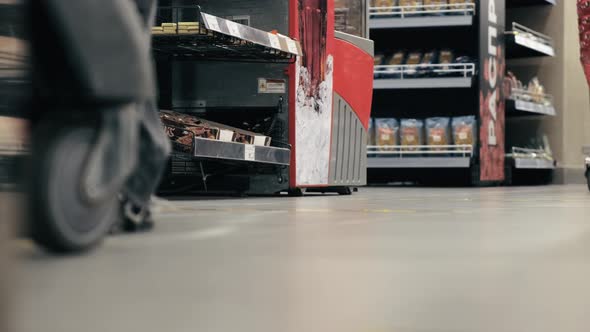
153,6,300,63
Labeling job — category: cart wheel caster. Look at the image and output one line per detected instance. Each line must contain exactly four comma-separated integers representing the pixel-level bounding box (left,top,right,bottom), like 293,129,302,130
288,188,306,197
337,187,352,196
29,121,119,253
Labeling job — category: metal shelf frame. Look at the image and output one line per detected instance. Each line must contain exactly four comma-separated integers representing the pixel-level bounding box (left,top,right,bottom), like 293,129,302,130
507,0,556,8
369,3,475,29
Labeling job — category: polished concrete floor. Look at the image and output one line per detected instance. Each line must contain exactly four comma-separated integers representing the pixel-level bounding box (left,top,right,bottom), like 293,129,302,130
12,186,590,332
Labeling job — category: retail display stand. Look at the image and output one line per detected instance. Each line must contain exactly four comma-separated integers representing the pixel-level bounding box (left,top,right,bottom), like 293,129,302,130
367,0,557,185
367,1,497,184
155,0,373,195
504,0,557,184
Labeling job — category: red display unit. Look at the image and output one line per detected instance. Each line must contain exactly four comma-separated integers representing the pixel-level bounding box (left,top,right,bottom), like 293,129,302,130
288,0,374,191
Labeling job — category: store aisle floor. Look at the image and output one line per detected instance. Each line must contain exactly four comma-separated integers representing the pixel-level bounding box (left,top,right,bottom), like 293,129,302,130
13,186,590,332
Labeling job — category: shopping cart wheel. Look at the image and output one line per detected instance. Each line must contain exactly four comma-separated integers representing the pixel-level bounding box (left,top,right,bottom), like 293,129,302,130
29,120,119,253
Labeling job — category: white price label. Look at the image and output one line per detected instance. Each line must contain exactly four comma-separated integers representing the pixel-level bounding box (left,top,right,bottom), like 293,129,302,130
226,20,242,38
203,14,220,32
285,38,299,55
406,135,415,143
268,33,281,50
244,145,255,161
459,132,468,140
380,134,391,141
432,135,442,143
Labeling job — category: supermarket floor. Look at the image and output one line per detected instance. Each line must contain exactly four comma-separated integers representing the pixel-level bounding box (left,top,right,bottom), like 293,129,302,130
13,185,590,332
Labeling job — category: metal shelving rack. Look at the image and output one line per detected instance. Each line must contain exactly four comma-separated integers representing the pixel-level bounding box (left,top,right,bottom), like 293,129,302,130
154,4,300,193
504,0,557,185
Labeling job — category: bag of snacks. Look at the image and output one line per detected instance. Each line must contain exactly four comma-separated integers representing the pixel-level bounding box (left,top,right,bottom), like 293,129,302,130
452,116,477,152
375,118,399,151
448,0,474,14
368,118,375,145
384,51,406,78
418,50,438,76
374,54,386,78
438,49,454,75
399,0,424,16
528,77,546,104
373,0,398,13
400,119,424,151
424,0,447,15
426,117,451,151
405,51,423,77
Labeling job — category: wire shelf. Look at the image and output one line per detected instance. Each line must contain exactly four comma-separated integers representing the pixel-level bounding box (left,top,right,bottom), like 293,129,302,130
507,88,556,116
375,62,475,78
153,6,300,63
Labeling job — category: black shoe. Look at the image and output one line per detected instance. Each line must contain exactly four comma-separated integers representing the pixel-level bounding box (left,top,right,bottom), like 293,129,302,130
110,200,154,234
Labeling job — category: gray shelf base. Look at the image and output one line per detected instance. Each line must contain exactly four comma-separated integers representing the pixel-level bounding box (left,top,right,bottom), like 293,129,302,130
367,157,471,169
193,138,291,166
513,158,556,170
374,77,474,89
370,15,473,30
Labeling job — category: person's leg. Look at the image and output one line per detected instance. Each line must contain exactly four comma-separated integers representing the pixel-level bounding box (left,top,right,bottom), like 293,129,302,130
117,0,170,231
121,100,170,231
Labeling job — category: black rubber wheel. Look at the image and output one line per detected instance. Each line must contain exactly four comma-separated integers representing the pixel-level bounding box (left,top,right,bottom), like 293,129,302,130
29,121,119,253
337,187,352,196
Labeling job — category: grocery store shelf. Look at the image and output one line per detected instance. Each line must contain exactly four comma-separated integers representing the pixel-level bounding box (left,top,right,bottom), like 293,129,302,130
373,63,475,89
506,89,556,116
369,3,475,29
506,23,555,58
192,138,290,166
507,0,556,7
153,6,301,62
